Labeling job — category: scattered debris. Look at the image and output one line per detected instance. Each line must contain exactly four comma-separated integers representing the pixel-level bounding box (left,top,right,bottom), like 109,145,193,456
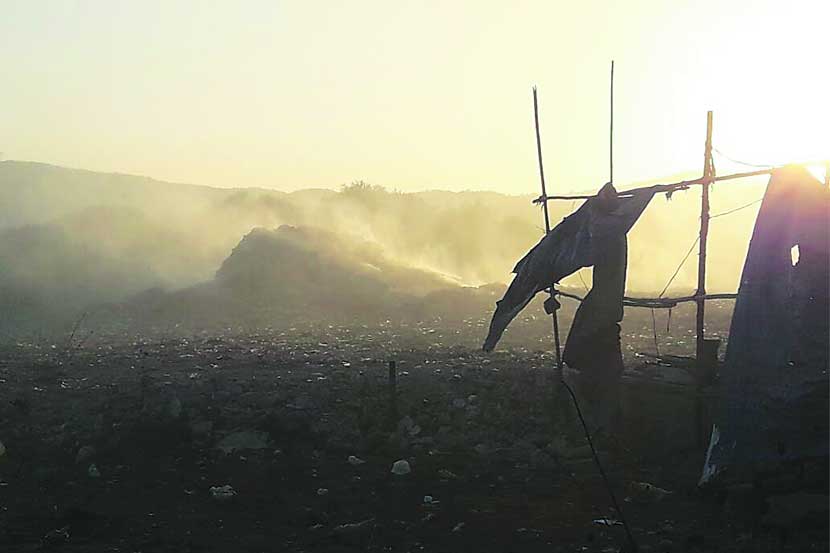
452,522,465,532
593,518,622,526
42,525,70,546
347,455,366,466
391,459,411,475
317,487,329,496
437,469,458,480
333,518,374,535
209,484,237,500
629,481,673,502
0,439,5,457
87,463,101,478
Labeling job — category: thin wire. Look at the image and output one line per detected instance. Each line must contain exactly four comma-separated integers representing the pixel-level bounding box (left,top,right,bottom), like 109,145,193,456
658,234,701,298
560,378,638,553
710,198,763,219
713,148,772,169
650,308,660,356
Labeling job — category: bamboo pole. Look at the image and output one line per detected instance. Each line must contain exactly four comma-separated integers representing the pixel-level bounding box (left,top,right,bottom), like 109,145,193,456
533,87,552,234
532,87,563,371
609,60,614,185
696,111,713,367
693,111,715,450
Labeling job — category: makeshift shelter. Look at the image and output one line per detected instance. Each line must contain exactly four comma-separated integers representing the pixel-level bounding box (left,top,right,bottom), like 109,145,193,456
483,164,829,481
700,166,830,485
482,102,829,485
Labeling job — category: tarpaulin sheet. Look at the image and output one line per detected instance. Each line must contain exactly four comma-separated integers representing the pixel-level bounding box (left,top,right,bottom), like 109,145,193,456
700,166,830,486
483,183,657,352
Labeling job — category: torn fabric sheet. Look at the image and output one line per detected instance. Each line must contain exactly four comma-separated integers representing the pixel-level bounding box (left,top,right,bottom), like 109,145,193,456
482,183,657,352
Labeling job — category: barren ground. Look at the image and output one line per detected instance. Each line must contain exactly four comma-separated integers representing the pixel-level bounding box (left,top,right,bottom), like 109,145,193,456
1,319,827,552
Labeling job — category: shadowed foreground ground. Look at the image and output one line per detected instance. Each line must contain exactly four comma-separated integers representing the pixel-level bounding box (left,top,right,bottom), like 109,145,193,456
1,325,827,552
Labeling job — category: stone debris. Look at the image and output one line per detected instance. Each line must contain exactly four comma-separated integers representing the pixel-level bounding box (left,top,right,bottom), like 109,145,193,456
209,484,237,500
42,525,70,546
333,518,374,534
629,481,673,502
391,459,411,475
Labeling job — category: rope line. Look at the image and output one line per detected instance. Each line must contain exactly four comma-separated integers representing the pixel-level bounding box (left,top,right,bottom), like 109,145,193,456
713,148,772,169
650,308,660,356
710,198,763,219
658,234,701,298
560,378,638,552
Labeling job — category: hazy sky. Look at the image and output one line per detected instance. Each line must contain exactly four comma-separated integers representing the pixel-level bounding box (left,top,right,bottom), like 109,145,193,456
1,0,827,193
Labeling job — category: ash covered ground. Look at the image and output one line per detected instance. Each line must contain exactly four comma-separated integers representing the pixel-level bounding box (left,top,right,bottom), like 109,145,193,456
1,309,827,553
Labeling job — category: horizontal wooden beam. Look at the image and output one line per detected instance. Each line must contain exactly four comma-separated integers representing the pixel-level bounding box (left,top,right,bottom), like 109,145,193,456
552,289,737,308
533,161,829,204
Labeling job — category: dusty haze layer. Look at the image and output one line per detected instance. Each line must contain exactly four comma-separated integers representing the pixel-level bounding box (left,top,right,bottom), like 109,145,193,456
0,160,762,336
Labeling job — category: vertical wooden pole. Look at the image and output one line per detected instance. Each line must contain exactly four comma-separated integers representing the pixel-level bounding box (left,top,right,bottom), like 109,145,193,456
609,60,614,185
695,111,714,448
533,87,562,371
696,111,713,365
824,161,829,188
533,88,552,236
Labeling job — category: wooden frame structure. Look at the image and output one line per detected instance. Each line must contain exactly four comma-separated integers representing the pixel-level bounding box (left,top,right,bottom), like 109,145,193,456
533,111,828,363
531,85,828,448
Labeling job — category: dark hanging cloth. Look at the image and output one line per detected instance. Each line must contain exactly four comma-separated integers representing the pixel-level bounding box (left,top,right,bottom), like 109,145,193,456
700,166,830,486
482,183,658,352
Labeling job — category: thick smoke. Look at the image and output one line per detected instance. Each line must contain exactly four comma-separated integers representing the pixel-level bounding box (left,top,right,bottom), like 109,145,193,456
0,160,762,336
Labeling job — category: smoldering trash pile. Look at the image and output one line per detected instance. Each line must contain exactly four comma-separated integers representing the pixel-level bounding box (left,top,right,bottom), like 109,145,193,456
120,225,503,329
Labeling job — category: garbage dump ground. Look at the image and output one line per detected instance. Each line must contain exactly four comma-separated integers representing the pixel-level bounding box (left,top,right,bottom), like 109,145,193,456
1,322,827,552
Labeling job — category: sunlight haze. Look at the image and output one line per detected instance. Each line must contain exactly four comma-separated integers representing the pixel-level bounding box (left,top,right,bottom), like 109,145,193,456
1,0,827,193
